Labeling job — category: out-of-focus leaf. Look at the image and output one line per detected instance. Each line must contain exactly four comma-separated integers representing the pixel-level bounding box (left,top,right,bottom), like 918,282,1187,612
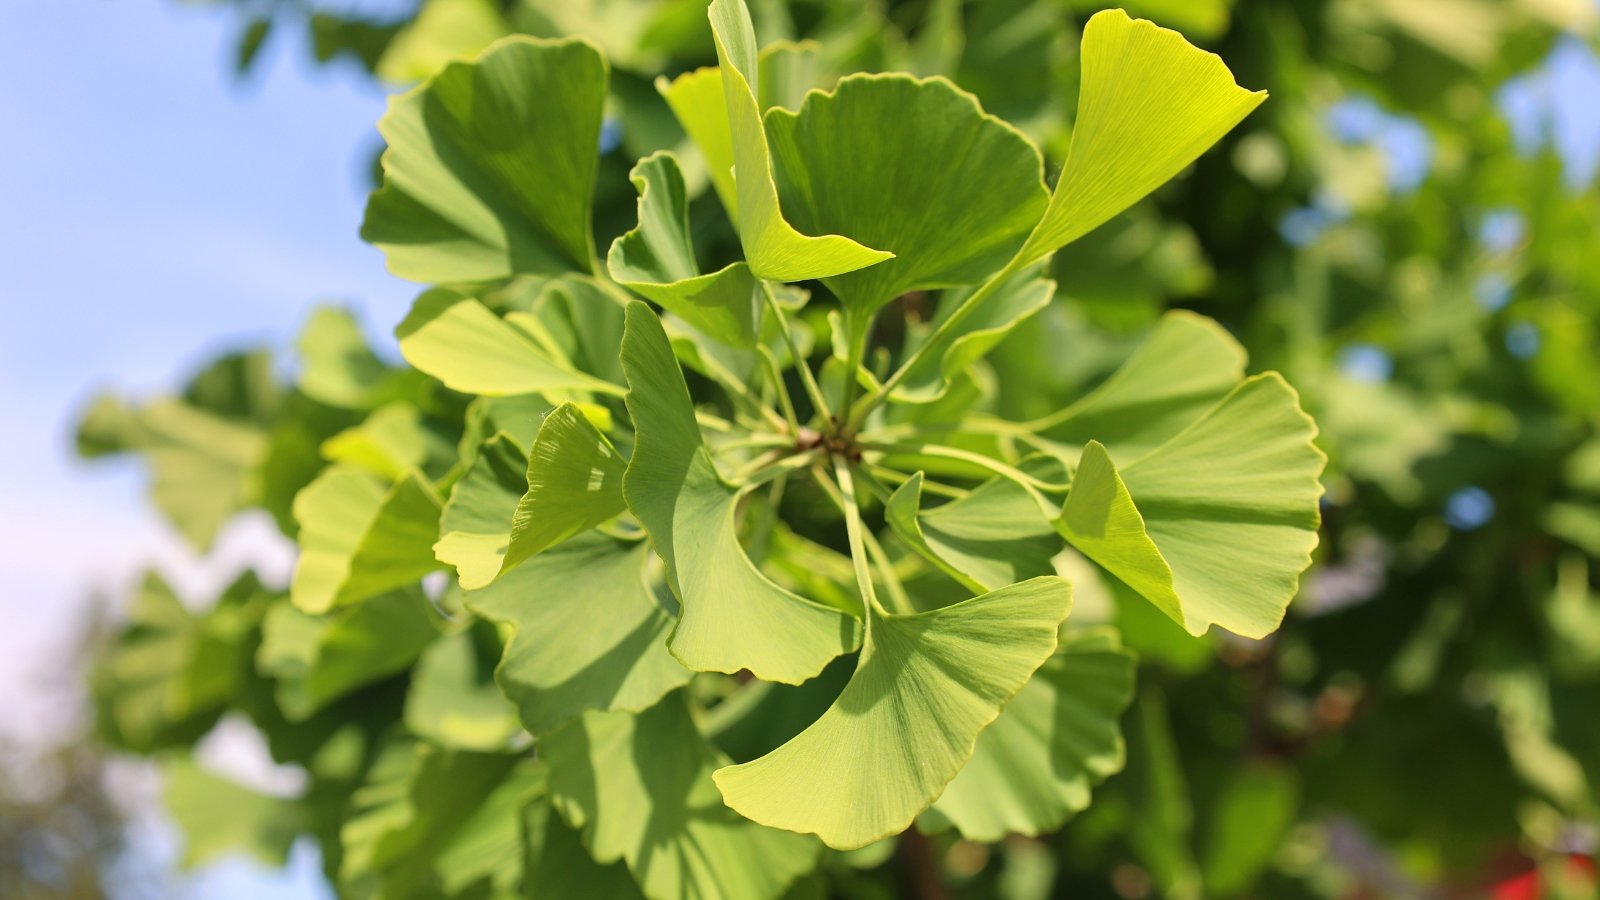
164,758,302,869
403,620,523,751
376,0,506,84
289,465,443,615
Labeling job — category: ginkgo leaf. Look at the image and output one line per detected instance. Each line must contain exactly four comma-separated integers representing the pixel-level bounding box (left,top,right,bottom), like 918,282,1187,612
396,290,623,398
713,577,1072,850
362,36,607,282
524,796,646,899
375,0,506,84
501,402,628,576
339,738,527,896
403,621,523,751
321,402,455,482
258,589,442,720
94,573,270,752
295,305,408,410
544,693,821,900
707,0,891,281
1055,374,1325,638
886,461,1065,594
164,758,303,869
466,533,691,735
657,66,737,217
621,302,860,683
924,628,1136,841
1015,9,1266,267
1032,310,1246,464
765,73,1047,315
435,433,525,590
608,152,762,347
890,272,1056,405
290,465,443,615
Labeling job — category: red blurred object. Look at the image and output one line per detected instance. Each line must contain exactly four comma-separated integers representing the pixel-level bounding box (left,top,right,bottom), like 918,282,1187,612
1490,856,1597,900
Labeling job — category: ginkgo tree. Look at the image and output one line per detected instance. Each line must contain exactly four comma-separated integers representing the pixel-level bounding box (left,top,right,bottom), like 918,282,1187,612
82,0,1329,896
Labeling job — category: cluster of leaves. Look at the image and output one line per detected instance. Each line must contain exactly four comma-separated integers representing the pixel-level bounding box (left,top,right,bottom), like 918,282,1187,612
82,0,1600,896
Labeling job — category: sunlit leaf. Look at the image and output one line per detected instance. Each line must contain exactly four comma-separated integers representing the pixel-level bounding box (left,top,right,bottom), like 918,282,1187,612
467,532,691,735
706,0,891,281
501,402,628,576
1056,374,1324,638
713,577,1072,850
290,464,444,615
621,302,860,683
890,272,1055,405
657,66,737,216
363,36,606,282
765,73,1046,314
395,290,622,398
434,433,525,590
1015,9,1266,266
608,151,762,347
545,693,820,900
164,758,303,869
376,0,506,84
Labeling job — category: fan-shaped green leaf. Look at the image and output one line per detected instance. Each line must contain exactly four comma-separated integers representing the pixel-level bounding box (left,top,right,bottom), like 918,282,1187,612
290,465,444,615
706,0,891,281
1015,9,1266,267
321,402,455,482
545,693,820,900
500,403,628,577
467,532,690,735
362,36,606,282
1032,311,1246,464
924,628,1135,841
657,66,737,216
1056,374,1325,638
765,74,1046,315
713,577,1072,850
621,302,860,683
608,151,762,347
396,290,623,397
164,759,303,869
885,461,1064,594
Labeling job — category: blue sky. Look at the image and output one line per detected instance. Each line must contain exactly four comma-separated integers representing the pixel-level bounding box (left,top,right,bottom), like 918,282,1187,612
2,1,1598,896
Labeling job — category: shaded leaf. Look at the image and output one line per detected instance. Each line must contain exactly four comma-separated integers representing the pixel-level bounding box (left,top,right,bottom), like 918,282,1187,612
435,433,527,590
621,302,860,683
545,693,820,900
467,532,691,735
404,620,523,751
925,628,1136,841
608,151,761,347
713,577,1072,850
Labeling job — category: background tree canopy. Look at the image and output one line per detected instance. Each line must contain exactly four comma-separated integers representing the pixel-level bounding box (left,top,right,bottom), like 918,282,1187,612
18,0,1600,898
